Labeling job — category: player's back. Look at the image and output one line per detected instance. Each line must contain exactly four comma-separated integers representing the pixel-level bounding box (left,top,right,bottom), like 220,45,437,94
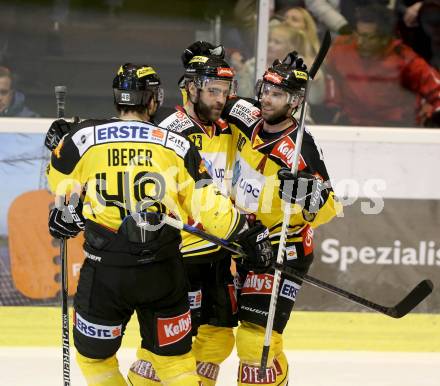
47,118,197,231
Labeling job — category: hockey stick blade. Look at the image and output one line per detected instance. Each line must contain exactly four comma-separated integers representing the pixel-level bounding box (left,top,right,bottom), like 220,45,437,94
273,263,433,318
388,279,433,318
309,30,331,80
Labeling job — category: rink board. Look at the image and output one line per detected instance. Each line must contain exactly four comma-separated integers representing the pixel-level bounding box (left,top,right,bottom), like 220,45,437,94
1,307,439,352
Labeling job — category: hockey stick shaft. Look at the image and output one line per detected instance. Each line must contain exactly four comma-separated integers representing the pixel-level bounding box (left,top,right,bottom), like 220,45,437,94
161,214,433,318
259,30,332,378
272,263,433,318
55,85,70,386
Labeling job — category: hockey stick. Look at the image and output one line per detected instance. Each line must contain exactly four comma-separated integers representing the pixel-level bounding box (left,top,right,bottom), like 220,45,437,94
160,214,433,318
272,263,433,319
259,30,332,378
55,85,71,386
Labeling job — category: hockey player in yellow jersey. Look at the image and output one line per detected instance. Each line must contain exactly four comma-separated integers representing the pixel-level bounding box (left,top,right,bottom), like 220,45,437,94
128,43,240,386
46,63,274,386
222,53,342,385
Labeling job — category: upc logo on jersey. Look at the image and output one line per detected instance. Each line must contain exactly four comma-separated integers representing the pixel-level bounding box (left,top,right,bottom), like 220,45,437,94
230,100,260,127
188,290,202,310
241,273,274,295
270,136,306,170
157,310,192,347
73,311,122,339
279,279,301,301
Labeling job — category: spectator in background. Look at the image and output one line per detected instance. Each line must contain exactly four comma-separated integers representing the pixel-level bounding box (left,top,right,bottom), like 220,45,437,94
325,3,440,127
395,1,431,63
280,5,320,55
0,66,38,117
304,0,352,34
419,0,440,69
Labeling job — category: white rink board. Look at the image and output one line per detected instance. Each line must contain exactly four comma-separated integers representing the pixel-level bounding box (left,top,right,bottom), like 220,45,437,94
1,119,439,200
1,347,439,386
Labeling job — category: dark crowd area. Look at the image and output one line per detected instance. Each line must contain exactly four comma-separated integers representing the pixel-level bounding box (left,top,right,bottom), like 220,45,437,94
0,0,439,127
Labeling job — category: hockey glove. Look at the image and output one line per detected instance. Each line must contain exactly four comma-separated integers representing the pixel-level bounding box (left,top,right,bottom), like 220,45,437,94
280,51,307,71
44,119,73,151
278,168,329,215
48,200,85,239
233,221,274,271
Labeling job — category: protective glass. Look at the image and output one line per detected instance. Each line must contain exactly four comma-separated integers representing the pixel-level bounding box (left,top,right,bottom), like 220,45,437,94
257,82,295,105
197,77,237,98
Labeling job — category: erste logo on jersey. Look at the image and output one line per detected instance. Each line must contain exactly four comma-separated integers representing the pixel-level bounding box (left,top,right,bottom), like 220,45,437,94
270,136,306,170
230,100,260,127
241,273,274,295
95,122,167,146
157,310,192,347
188,290,202,310
279,279,301,301
159,111,193,133
73,311,122,339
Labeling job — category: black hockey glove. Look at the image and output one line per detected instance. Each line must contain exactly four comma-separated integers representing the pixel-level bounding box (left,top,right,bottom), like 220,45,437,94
278,168,329,215
48,200,85,239
181,41,225,67
280,51,307,72
233,221,274,271
44,118,74,151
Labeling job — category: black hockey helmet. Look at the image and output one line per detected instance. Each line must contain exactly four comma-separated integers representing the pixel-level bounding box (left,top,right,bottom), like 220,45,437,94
113,63,164,107
256,51,308,102
183,55,236,93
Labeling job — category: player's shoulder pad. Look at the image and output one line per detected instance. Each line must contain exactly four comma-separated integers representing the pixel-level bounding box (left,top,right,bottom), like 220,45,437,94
158,110,194,133
222,97,261,127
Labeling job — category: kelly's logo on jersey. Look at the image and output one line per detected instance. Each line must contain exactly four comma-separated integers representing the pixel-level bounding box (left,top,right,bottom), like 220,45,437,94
241,273,274,295
157,310,192,347
270,137,306,170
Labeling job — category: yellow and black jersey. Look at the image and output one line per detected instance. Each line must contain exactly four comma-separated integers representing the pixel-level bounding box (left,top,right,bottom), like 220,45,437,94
159,108,234,259
222,97,342,252
46,118,244,241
